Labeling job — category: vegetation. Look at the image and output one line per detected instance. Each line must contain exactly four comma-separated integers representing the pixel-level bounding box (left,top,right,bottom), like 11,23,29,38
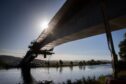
37,75,108,84
119,33,126,61
0,55,110,68
65,77,100,84
0,61,7,68
59,60,63,66
0,59,14,69
118,70,126,78
118,33,126,72
30,59,109,68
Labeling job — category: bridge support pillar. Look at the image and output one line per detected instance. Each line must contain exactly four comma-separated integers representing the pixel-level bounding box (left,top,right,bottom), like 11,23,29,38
19,50,37,67
101,0,118,78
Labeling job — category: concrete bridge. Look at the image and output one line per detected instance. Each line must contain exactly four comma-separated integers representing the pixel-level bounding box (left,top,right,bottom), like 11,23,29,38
20,0,126,67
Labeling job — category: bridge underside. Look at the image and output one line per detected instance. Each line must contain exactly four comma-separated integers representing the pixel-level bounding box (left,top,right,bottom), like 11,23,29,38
20,0,126,67
40,19,126,50
36,0,126,50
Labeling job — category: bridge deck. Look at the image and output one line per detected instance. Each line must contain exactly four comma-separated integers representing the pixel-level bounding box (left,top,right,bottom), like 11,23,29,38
20,0,126,67
35,0,126,50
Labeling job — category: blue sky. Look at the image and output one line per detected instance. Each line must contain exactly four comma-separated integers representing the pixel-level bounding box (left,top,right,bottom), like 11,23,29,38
50,29,126,61
0,0,126,61
0,0,66,55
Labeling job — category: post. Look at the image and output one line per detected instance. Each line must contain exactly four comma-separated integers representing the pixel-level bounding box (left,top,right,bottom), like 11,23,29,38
100,0,118,78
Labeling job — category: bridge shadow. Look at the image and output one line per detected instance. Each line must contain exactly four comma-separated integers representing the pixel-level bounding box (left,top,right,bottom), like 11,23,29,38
21,67,36,84
20,66,86,84
21,67,53,84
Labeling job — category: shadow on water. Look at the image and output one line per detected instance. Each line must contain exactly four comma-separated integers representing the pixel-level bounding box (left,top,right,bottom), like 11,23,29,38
21,67,53,84
21,67,37,84
20,65,105,84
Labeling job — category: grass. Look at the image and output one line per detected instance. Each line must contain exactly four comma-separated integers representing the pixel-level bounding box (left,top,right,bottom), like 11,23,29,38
63,76,106,84
118,70,126,78
37,75,108,84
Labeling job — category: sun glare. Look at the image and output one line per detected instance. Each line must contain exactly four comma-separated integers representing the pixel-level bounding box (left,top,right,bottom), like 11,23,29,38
40,21,49,31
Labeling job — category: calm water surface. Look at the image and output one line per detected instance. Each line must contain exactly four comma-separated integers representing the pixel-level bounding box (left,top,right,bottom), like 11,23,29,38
0,64,112,84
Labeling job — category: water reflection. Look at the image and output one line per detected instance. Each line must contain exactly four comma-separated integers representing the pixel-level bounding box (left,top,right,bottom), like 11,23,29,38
15,64,112,84
21,67,37,84
79,66,85,70
20,66,86,84
59,67,63,73
69,66,73,71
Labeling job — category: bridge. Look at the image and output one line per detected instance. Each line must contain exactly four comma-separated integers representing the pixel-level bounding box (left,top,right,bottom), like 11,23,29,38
20,0,126,77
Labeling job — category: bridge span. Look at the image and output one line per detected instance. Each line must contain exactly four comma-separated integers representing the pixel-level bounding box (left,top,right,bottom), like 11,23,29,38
20,0,126,69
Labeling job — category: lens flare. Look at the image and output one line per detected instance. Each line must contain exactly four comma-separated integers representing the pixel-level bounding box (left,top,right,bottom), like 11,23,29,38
40,21,49,31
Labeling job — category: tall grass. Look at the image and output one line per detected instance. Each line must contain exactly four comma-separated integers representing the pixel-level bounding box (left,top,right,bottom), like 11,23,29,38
38,75,107,84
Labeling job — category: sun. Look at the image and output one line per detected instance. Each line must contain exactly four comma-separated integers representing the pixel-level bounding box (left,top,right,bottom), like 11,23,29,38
40,21,49,31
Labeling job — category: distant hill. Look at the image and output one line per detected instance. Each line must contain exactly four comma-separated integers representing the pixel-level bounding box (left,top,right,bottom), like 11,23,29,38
0,55,21,67
0,55,21,63
0,55,61,68
0,55,45,68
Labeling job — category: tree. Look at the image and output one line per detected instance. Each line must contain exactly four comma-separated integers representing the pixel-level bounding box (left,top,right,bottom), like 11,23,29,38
59,60,63,66
70,61,73,66
119,33,126,61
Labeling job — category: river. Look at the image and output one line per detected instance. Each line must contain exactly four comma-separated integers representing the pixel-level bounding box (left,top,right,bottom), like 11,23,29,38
0,64,112,84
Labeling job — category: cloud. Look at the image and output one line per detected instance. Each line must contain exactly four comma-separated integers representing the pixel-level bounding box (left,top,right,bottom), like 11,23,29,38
0,49,26,57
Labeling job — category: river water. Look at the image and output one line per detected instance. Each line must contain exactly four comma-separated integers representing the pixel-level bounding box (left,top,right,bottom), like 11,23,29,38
0,64,112,84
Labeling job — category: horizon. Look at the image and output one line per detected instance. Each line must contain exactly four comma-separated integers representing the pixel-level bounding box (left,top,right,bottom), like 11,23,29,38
0,29,126,61
0,0,126,61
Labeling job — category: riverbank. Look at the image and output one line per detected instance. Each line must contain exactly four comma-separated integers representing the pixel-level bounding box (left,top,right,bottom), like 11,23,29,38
30,75,111,84
0,64,112,84
0,55,110,69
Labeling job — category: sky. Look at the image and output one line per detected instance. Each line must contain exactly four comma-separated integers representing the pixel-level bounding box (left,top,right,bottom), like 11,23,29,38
0,0,66,55
0,0,126,61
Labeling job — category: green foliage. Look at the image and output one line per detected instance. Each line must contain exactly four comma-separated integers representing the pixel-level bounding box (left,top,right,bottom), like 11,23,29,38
21,75,108,84
0,61,9,68
70,61,73,66
0,61,5,67
119,33,126,61
98,75,106,84
63,75,106,84
118,71,126,78
59,60,63,66
85,60,107,65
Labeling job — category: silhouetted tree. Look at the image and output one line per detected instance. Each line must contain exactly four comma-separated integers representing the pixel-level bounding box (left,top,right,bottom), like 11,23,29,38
79,61,83,66
70,61,73,66
47,61,50,67
56,62,59,67
119,33,126,61
59,60,63,66
83,60,86,65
